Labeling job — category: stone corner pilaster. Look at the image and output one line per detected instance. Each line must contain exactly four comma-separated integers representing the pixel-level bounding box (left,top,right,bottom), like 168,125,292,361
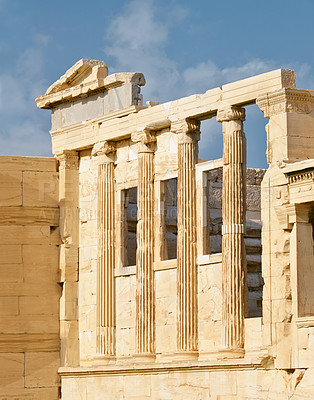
55,150,79,170
256,88,314,118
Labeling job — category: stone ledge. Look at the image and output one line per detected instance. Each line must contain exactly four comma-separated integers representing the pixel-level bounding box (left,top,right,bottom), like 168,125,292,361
154,259,177,271
296,316,314,328
115,254,223,277
197,253,222,266
59,354,270,377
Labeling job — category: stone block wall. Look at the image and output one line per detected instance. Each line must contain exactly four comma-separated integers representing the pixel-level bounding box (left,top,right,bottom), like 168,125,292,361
0,157,61,400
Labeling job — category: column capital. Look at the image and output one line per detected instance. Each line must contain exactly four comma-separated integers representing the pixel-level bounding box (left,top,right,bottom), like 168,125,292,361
131,129,156,144
92,141,116,159
171,119,200,144
55,150,79,170
171,118,200,135
131,129,156,153
216,106,245,123
256,88,314,118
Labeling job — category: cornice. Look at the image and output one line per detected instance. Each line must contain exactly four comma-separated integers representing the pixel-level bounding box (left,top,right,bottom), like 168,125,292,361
36,58,145,109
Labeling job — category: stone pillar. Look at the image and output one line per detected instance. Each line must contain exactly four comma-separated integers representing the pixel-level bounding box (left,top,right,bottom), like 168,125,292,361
257,89,314,164
257,90,314,366
132,129,156,360
56,150,80,367
217,106,246,357
172,119,200,358
92,141,116,362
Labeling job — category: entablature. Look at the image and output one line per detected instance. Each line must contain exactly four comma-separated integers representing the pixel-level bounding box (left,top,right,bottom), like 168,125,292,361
42,65,296,155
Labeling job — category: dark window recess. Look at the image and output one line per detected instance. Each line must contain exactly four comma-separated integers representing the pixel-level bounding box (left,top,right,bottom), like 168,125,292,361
165,178,177,260
125,187,137,266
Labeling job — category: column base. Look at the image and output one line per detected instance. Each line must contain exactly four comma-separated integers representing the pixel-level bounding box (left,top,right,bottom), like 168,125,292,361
218,348,245,359
93,355,116,366
173,351,199,361
132,353,156,363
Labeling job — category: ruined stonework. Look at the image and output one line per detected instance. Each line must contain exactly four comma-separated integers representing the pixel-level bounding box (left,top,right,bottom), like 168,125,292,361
0,58,314,399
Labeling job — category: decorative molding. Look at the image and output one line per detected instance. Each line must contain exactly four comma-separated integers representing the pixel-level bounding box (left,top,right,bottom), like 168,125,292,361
216,106,245,122
275,203,311,229
287,169,314,184
56,150,79,170
58,355,268,377
296,316,314,328
36,58,146,109
256,89,314,118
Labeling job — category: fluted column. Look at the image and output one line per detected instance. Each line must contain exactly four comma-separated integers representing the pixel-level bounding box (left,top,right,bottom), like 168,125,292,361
92,141,116,363
217,106,246,357
172,119,200,359
132,129,156,360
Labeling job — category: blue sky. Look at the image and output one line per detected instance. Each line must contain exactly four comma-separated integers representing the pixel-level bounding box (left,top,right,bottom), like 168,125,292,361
0,0,313,167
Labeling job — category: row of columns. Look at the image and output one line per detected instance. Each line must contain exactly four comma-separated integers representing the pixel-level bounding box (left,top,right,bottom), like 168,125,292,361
94,106,247,361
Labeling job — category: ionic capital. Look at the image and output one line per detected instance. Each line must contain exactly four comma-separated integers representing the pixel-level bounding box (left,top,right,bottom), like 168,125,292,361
171,119,200,144
131,129,156,153
131,128,156,144
216,106,245,123
56,150,79,170
92,141,116,158
256,89,314,118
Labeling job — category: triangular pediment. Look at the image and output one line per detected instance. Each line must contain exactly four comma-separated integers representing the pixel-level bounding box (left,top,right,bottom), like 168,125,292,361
46,59,108,95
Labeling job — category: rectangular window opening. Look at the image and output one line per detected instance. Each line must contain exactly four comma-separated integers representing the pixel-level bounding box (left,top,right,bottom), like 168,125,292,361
124,187,137,266
164,178,177,260
207,167,222,254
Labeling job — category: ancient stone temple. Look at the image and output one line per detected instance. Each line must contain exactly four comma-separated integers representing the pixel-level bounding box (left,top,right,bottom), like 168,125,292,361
0,59,314,399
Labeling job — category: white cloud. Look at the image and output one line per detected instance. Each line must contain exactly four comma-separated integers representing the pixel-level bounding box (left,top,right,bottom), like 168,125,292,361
0,36,52,156
104,0,180,102
105,0,314,102
104,0,314,167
